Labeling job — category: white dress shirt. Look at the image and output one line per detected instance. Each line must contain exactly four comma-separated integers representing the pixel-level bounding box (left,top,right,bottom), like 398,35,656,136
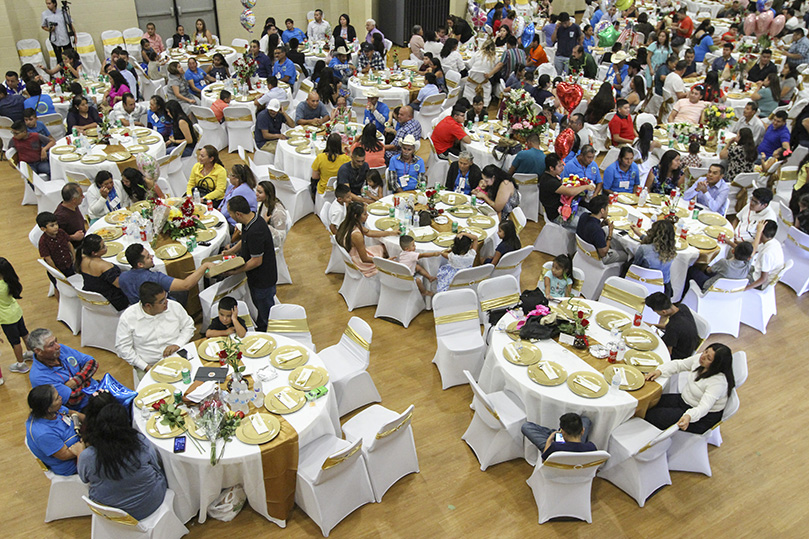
115,300,195,370
729,115,766,146
110,101,149,126
734,203,777,242
657,354,729,422
307,20,331,41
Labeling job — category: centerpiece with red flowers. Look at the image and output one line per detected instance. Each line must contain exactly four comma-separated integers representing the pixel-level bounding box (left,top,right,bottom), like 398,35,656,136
424,188,441,212
502,88,549,142
196,394,242,465
217,336,246,383
558,309,591,349
152,398,204,452
558,174,592,223
232,53,258,90
163,196,204,239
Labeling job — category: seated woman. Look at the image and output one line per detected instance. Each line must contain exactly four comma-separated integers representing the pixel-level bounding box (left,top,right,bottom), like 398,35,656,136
165,99,198,157
194,18,215,45
335,202,398,277
633,123,662,182
166,61,198,113
644,343,736,434
582,81,615,125
445,151,481,194
720,127,757,182
40,49,83,80
76,234,128,311
473,165,520,220
751,73,780,118
184,58,214,97
78,398,168,520
103,70,131,108
644,149,684,194
257,181,290,248
311,133,351,197
316,68,340,106
147,95,172,141
628,219,677,297
485,220,521,265
186,144,227,204
351,123,385,168
86,170,130,222
208,53,230,81
66,96,102,133
121,167,164,202
25,384,85,476
219,164,258,229
626,75,646,113
20,63,44,86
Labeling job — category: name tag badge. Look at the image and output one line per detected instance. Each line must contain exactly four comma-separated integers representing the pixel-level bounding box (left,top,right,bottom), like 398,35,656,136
399,175,411,187
619,180,630,190
62,414,72,426
67,355,78,368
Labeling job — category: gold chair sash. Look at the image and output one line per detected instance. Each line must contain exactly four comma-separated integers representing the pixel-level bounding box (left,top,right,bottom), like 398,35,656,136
76,45,96,55
225,115,253,122
376,411,414,439
102,37,124,46
434,309,479,325
344,260,360,271
45,118,64,127
600,283,646,314
213,276,248,302
449,277,488,289
49,49,56,58
196,115,219,124
269,172,291,182
788,234,809,252
322,441,362,470
513,175,538,185
626,270,664,286
87,505,139,526
66,173,91,186
509,212,524,234
480,293,520,311
124,36,141,45
446,79,458,88
572,278,583,292
344,324,371,350
161,153,180,166
377,266,415,281
707,285,746,294
542,458,608,470
78,295,110,306
577,239,600,260
266,318,310,333
495,263,520,270
17,48,42,56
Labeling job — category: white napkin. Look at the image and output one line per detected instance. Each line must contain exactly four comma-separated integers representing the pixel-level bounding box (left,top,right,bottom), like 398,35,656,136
250,414,269,434
625,336,648,344
167,246,177,257
633,356,659,367
275,389,298,409
610,318,630,329
246,337,268,355
140,388,172,406
256,365,278,382
154,416,172,435
153,365,179,377
186,381,216,403
504,343,518,362
617,367,629,385
447,194,457,205
295,368,313,386
539,361,558,380
413,226,433,237
574,375,601,393
206,341,222,357
276,349,303,363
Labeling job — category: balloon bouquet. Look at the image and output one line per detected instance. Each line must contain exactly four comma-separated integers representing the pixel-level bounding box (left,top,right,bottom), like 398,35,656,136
744,0,786,39
241,0,257,32
468,0,488,30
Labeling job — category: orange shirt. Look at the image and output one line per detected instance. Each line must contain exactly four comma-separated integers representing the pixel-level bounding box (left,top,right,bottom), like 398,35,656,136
528,44,549,67
210,99,228,122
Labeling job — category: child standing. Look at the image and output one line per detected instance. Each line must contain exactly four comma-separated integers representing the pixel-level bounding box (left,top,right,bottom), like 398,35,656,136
436,232,478,292
0,258,34,378
361,170,384,203
37,212,76,285
329,184,352,235
544,254,574,299
396,235,440,296
205,296,248,338
485,220,521,265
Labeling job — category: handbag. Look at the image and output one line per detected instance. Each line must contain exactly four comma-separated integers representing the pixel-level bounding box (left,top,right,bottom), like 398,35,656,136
519,314,560,341
194,175,217,198
519,287,548,312
492,138,523,161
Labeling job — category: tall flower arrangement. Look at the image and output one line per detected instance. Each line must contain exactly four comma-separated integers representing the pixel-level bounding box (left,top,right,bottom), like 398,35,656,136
196,394,242,465
232,53,257,86
502,88,548,139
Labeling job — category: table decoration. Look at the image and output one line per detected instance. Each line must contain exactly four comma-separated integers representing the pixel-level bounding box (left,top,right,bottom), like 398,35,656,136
502,87,549,143
195,393,243,465
148,397,205,450
558,307,591,349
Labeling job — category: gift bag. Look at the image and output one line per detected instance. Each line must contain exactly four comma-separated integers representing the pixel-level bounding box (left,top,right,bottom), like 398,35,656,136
207,485,247,522
81,373,136,407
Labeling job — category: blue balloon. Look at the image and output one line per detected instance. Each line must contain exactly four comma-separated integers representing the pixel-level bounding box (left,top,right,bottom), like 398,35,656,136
756,0,766,12
522,22,535,49
82,373,138,407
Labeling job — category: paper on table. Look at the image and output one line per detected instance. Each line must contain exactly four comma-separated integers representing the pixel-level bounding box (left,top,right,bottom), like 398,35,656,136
154,416,172,435
539,361,558,379
633,357,659,366
167,246,177,257
625,336,648,343
206,341,222,357
250,413,269,434
574,375,601,393
295,368,313,386
504,343,517,362
247,337,268,354
618,367,628,385
141,388,172,406
610,318,631,329
413,226,433,237
276,350,303,362
153,365,179,377
275,390,298,409
187,381,216,403
447,194,456,205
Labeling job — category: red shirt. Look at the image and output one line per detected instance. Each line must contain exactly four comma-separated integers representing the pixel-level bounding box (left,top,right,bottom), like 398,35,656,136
677,16,694,38
54,202,86,247
210,99,228,122
608,113,635,143
38,229,73,274
10,132,49,164
432,116,468,155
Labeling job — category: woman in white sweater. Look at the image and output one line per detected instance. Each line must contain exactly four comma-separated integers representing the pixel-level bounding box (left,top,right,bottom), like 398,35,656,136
644,343,736,434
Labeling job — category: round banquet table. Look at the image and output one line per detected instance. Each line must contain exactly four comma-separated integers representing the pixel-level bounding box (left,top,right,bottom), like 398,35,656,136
42,78,110,119
133,335,340,525
162,45,239,70
49,127,167,182
200,81,293,116
347,70,425,107
478,299,673,453
461,120,559,169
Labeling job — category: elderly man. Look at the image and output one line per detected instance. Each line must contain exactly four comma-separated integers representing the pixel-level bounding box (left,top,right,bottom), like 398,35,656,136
747,49,777,83
4,71,26,95
281,18,307,44
29,328,98,411
784,28,809,68
410,25,425,60
55,183,87,248
563,144,601,193
509,133,546,178
363,87,390,132
711,43,736,73
387,135,426,192
110,92,148,126
445,151,481,194
568,112,590,155
569,45,597,79
384,105,422,160
248,39,273,79
119,244,213,305
668,86,707,124
328,46,354,81
358,42,385,74
540,152,596,230
307,9,331,41
729,102,766,145
116,281,195,384
551,12,583,75
431,105,472,158
255,76,287,108
142,22,164,54
683,163,729,214
365,19,384,43
295,91,329,126
272,44,297,85
256,98,295,151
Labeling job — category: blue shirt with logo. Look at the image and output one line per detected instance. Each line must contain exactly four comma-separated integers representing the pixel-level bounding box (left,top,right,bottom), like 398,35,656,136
30,345,95,410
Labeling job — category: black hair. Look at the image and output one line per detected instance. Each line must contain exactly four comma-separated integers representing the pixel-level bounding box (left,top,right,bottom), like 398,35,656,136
498,220,521,251
695,343,736,397
23,108,37,120
752,187,773,206
219,296,237,311
336,201,366,251
451,234,473,255
689,141,701,155
61,183,82,202
75,233,102,271
125,243,146,268
334,184,351,198
645,291,672,311
587,194,610,215
94,170,113,188
0,257,22,299
480,165,515,200
325,132,343,162
27,80,42,96
28,385,57,419
545,152,561,170
36,211,58,229
359,122,382,152
553,254,573,279
121,167,148,201
734,241,754,261
83,401,142,481
636,123,653,161
227,195,252,215
139,281,164,305
761,219,778,239
559,413,583,436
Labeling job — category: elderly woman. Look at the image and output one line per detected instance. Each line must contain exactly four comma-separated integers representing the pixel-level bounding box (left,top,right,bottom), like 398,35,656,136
166,61,198,112
473,165,521,220
76,234,128,310
25,385,85,476
219,164,258,229
445,151,482,194
86,170,130,222
387,134,426,192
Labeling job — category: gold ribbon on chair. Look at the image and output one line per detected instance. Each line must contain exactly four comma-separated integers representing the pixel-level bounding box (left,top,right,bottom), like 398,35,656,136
161,152,180,166
87,505,139,526
225,115,253,122
301,81,314,94
78,295,110,306
494,263,520,270
480,293,520,311
213,276,248,302
377,266,415,281
269,172,291,182
707,285,746,294
542,458,608,470
196,114,219,124
102,37,124,46
76,45,96,55
626,270,664,286
48,49,56,58
375,411,414,439
788,233,809,252
446,78,458,88
266,319,310,333
572,278,583,293
577,239,600,260
17,48,42,56
449,278,488,289
124,36,141,45
344,260,360,271
600,283,646,314
509,212,524,234
45,117,64,128
344,324,371,350
513,175,538,185
66,173,91,186
434,309,479,325
321,441,362,470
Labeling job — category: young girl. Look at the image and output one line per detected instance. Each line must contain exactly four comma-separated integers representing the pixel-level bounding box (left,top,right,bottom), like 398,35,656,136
543,254,573,299
486,220,521,265
681,141,703,170
436,233,478,292
361,170,384,203
0,258,33,380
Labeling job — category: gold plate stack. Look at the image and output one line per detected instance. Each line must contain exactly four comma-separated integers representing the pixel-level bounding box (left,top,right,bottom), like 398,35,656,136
433,232,456,247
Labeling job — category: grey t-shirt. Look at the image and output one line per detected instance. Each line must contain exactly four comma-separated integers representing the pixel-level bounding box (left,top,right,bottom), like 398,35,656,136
703,258,751,291
295,100,328,123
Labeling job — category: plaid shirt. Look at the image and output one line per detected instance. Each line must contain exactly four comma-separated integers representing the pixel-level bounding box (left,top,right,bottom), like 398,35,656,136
359,51,386,71
499,47,526,79
385,118,422,160
789,36,809,65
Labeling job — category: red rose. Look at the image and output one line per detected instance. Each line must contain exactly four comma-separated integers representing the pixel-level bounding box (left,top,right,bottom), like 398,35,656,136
438,209,444,214
581,319,589,327
236,411,245,419
577,310,584,319
152,401,161,410
218,350,228,359
219,359,226,366
237,352,242,359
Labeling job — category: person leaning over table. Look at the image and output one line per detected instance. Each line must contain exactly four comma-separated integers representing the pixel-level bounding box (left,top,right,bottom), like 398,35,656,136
255,98,294,153
29,328,99,411
296,91,329,126
757,110,791,159
25,384,84,476
521,412,596,462
186,144,226,203
576,194,628,263
387,134,426,193
119,244,213,305
473,165,520,220
645,343,735,433
445,150,481,195
745,219,784,291
644,292,700,358
728,102,766,146
601,146,641,195
121,167,164,203
683,163,730,214
540,152,596,230
409,72,440,111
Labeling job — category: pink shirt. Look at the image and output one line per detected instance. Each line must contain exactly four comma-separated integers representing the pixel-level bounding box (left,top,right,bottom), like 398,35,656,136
108,83,131,107
396,251,420,275
143,32,165,54
671,99,707,124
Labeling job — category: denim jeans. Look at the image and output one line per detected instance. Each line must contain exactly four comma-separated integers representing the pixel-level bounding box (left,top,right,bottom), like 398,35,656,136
30,160,51,179
521,416,593,449
249,284,276,332
554,55,570,75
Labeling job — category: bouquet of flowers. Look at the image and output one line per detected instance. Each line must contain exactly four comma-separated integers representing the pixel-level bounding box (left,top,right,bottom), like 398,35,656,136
162,199,204,239
558,175,591,222
232,53,258,86
152,398,204,451
97,109,114,140
192,41,212,55
196,394,242,465
52,76,69,93
502,88,548,140
704,104,735,131
217,336,246,382
424,188,441,210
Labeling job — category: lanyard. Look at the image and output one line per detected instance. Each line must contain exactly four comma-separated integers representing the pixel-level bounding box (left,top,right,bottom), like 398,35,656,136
456,171,468,192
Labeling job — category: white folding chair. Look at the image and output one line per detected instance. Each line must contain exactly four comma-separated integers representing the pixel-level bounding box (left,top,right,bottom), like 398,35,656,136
442,86,462,110
267,304,315,350
8,145,38,206
231,38,249,50
707,350,748,447
462,370,527,470
511,173,539,222
625,265,665,324
634,113,657,130
685,304,712,350
275,228,293,286
526,450,611,524
336,243,381,310
533,197,576,257
39,112,66,140
77,288,121,353
491,245,532,282
1,116,15,156
135,63,165,102
27,163,66,213
75,32,102,78
295,436,375,537
122,27,144,57
681,278,748,337
198,274,256,333
350,97,368,124
24,438,91,522
189,105,227,151
599,420,678,507
37,260,82,335
223,106,255,153
726,172,757,215
100,30,125,59
373,257,426,328
252,160,314,224
342,404,419,502
315,177,337,217
432,289,486,389
17,39,50,81
448,264,494,294
82,490,188,538
782,227,809,296
573,236,623,299
415,93,447,138
156,141,187,198
477,275,520,341
323,209,345,275
599,276,648,317
45,40,57,69
740,260,792,334
318,316,381,417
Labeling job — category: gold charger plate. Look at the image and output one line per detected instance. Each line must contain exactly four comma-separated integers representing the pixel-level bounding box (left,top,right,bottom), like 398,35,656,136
116,251,130,265
375,217,400,231
104,209,131,224
150,356,192,383
467,215,496,228
392,81,407,87
703,225,726,239
288,365,329,391
603,364,645,391
134,383,177,409
184,415,208,440
675,207,689,219
58,153,81,162
622,327,659,351
367,203,391,216
727,92,744,99
96,227,123,241
235,95,253,102
433,232,457,248
567,371,609,398
138,135,162,145
377,84,391,90
128,144,149,154
295,145,313,155
197,336,232,362
502,341,541,366
52,145,76,155
676,238,688,251
617,193,639,205
687,234,718,250
240,334,277,358
698,213,728,227
195,228,217,242
84,128,98,137
448,205,477,218
200,214,219,226
154,242,187,260
595,309,632,331
236,413,282,444
106,151,132,162
527,361,568,386
264,386,306,414
80,154,106,164
505,320,522,341
441,193,468,205
101,241,124,258
608,205,628,217
134,127,152,137
613,220,631,230
270,345,310,370
412,228,438,242
624,350,664,372
145,414,184,439
460,226,486,242
648,193,664,206
559,298,593,319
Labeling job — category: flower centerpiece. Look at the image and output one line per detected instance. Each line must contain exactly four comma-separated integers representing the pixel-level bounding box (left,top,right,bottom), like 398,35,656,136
502,88,549,142
424,188,441,212
151,398,204,451
96,109,114,143
558,309,590,349
163,197,204,239
192,40,212,55
217,336,246,383
558,175,591,222
196,394,242,465
232,53,258,90
704,104,735,131
52,76,69,94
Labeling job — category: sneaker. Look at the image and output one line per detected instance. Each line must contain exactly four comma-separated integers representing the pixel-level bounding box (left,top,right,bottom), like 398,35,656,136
22,351,34,360
0,377,4,386
9,362,30,374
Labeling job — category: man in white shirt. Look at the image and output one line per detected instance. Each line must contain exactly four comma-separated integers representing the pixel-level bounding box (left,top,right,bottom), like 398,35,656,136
728,102,766,145
663,59,687,101
255,76,289,109
115,281,196,385
110,93,148,126
307,9,331,41
746,219,783,290
730,187,778,243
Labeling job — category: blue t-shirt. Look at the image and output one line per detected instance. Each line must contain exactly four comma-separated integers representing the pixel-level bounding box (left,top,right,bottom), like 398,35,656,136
542,440,598,461
388,155,425,191
576,212,607,250
543,23,556,46
30,345,96,410
694,35,714,62
608,63,629,87
184,68,207,94
26,406,80,476
28,120,51,138
255,108,286,146
590,10,604,29
602,161,640,193
147,110,172,140
757,124,790,158
563,156,602,184
24,94,56,115
363,100,390,133
118,268,175,305
511,147,546,177
272,58,297,85
328,57,353,81
583,35,595,54
282,27,307,44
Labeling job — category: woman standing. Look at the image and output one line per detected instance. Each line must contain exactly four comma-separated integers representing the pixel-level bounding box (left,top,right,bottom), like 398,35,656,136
751,73,781,117
257,181,290,248
473,165,520,220
194,18,214,44
332,14,357,43
335,202,397,277
186,145,227,203
219,164,258,228
0,258,33,378
628,219,678,296
645,149,683,194
86,171,130,222
720,127,757,181
76,234,128,311
25,385,84,475
66,96,101,133
648,30,672,75
165,100,198,157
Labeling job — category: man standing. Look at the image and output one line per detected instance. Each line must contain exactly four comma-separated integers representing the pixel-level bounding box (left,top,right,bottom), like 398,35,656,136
337,147,370,197
757,110,790,159
29,328,98,411
41,0,74,65
307,9,331,41
551,12,582,75
295,91,329,126
223,196,277,332
747,49,777,83
644,293,699,359
508,133,546,178
683,164,729,214
272,44,297,85
562,144,601,194
540,152,596,230
729,102,766,145
609,99,637,145
384,105,421,161
118,244,213,305
116,282,195,384
431,105,471,158
363,87,390,132
54,183,87,248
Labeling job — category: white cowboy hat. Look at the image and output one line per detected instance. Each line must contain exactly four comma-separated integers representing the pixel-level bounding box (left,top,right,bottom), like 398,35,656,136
334,46,350,56
401,134,417,147
612,50,629,64
363,87,381,98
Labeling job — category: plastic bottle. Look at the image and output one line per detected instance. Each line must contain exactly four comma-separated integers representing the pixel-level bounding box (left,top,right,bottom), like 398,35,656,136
611,370,622,392
193,188,201,205
608,342,618,364
638,187,648,207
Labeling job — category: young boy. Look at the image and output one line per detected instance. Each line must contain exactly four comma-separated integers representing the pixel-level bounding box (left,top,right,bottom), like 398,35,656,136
210,89,232,122
686,241,753,291
37,212,76,287
329,184,352,235
396,235,440,297
23,108,54,143
205,296,248,338
10,120,54,179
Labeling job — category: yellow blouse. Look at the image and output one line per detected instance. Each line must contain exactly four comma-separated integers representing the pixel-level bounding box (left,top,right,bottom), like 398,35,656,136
186,163,228,201
797,163,808,191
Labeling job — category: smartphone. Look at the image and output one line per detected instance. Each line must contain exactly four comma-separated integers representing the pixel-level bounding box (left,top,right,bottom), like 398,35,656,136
198,241,211,246
176,349,188,359
554,432,564,443
174,436,186,453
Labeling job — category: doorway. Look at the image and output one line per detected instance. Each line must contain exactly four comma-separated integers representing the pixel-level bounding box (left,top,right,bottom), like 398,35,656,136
134,0,219,47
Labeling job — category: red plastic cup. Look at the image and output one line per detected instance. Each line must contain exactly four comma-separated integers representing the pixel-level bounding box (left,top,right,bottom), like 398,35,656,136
633,313,642,327
207,200,213,212
718,232,726,244
634,186,642,196
609,193,617,204
688,199,696,211
680,228,688,240
608,348,618,364
636,217,643,228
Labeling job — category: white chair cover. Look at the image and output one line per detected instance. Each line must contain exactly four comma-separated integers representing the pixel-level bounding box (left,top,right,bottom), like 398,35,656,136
27,163,66,213
491,245,532,282
425,139,450,187
511,173,539,222
253,160,314,224
533,190,576,257
448,264,494,294
100,30,125,59
267,303,315,350
223,105,255,153
336,243,380,310
38,112,67,140
477,275,520,342
599,276,649,316
122,27,144,57
740,259,793,334
17,39,50,81
9,145,39,206
373,257,426,328
189,105,227,151
681,277,748,337
539,261,585,297
37,259,82,335
75,33,102,78
432,289,486,389
315,176,337,217
415,93,447,138
82,489,189,538
156,141,187,198
198,274,256,333
77,287,122,353
781,227,809,296
24,438,91,522
323,216,344,275
625,264,665,324
573,236,622,299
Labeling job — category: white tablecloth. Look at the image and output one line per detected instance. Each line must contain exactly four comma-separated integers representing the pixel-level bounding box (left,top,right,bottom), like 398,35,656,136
200,83,293,116
162,46,239,69
347,77,411,107
479,299,672,449
274,137,321,180
133,335,341,525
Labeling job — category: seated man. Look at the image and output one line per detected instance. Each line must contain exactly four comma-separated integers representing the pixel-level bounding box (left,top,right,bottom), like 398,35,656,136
281,18,307,44
110,92,148,126
384,105,422,161
445,151,481,194
540,152,595,230
644,292,699,359
683,163,729,214
295,91,329,127
118,244,213,305
576,194,627,263
248,39,273,79
286,38,308,76
728,102,766,145
746,219,783,291
668,86,707,124
608,99,636,145
328,46,354,82
508,133,547,178
272,44,297,85
757,110,790,159
410,72,440,111
115,281,195,384
386,135,426,192
0,85,25,122
358,42,386,74
337,146,370,198
256,98,295,152
562,144,602,194
29,328,98,411
255,76,288,109
730,187,777,243
711,43,736,73
521,413,596,462
601,146,641,194
431,105,471,158
363,87,390,133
